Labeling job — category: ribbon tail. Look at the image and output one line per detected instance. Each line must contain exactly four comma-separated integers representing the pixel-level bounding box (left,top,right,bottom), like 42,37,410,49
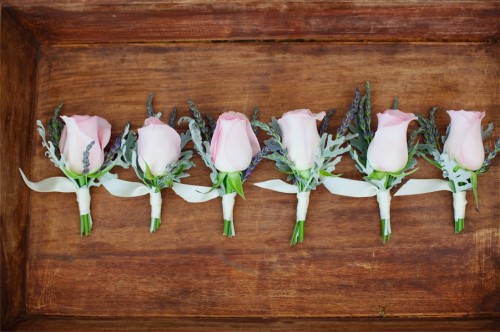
101,178,150,197
172,183,220,203
19,168,77,193
321,176,379,197
394,179,452,196
254,180,299,194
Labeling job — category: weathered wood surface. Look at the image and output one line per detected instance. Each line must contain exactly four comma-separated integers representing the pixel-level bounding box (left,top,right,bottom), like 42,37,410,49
0,1,498,330
3,1,499,44
26,42,499,318
0,8,38,329
11,317,500,332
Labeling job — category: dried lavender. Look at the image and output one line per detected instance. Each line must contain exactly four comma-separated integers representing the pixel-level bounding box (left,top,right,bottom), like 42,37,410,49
146,93,155,118
478,137,500,174
47,103,64,153
319,109,335,136
168,107,177,129
242,145,272,182
102,128,125,168
187,99,210,141
82,140,96,175
205,113,216,139
251,107,260,133
336,87,360,138
392,97,399,110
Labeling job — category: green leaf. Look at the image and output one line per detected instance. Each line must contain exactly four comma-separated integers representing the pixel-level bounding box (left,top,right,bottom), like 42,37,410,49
144,161,155,181
367,170,387,181
63,167,81,179
319,169,333,177
226,172,245,199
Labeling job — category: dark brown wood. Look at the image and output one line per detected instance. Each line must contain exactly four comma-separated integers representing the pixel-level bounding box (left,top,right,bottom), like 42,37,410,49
3,1,499,44
0,8,39,330
24,42,499,318
11,316,500,331
0,1,499,330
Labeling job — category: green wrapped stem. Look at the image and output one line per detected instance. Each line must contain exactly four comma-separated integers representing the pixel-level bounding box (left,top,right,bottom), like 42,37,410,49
150,217,161,233
290,220,305,246
454,218,465,234
223,219,235,237
80,214,92,236
380,219,391,244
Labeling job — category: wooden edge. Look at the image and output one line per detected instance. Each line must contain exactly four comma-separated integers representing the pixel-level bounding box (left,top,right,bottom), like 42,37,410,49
2,1,499,44
10,315,500,331
0,6,39,330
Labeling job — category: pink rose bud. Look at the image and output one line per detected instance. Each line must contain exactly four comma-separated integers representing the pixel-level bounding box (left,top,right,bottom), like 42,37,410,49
278,109,326,171
210,111,260,172
367,109,417,172
137,117,181,177
59,115,111,175
443,110,485,171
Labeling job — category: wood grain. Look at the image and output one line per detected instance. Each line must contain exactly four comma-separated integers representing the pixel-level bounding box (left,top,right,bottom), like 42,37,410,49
11,316,500,332
0,8,39,330
3,1,499,44
25,42,499,318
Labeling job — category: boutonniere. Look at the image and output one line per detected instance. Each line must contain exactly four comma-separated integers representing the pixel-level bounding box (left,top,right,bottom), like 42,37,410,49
395,107,499,233
253,109,353,245
346,83,418,243
185,100,262,237
101,94,194,233
20,104,128,236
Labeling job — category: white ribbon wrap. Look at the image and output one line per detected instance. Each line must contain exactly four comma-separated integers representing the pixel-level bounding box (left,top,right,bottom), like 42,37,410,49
222,192,236,235
453,191,467,219
321,176,379,197
76,187,91,216
149,190,162,219
19,168,91,217
395,178,467,222
101,178,220,203
376,190,391,220
254,179,298,194
296,191,310,221
394,179,452,196
376,190,391,235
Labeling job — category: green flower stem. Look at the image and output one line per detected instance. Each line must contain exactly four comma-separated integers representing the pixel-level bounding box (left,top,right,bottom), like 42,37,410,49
223,219,234,237
454,218,465,234
222,192,236,238
290,220,305,245
452,191,467,234
291,191,310,246
77,177,92,236
380,219,390,244
149,186,162,233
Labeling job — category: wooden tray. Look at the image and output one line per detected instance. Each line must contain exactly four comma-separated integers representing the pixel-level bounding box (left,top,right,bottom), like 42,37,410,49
1,1,498,330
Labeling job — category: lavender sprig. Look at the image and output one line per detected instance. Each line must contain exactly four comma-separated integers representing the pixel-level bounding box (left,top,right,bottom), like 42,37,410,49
47,103,64,154
168,107,177,129
82,141,96,175
319,109,335,136
251,107,260,134
337,87,360,138
187,99,210,141
242,145,272,182
478,137,500,174
205,113,216,139
102,124,129,168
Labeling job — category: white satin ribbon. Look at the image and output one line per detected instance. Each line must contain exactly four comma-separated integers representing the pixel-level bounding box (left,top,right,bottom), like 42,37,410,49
222,192,236,235
296,192,310,221
101,178,220,203
453,191,467,219
394,179,452,196
19,168,91,217
321,176,379,197
254,179,298,194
